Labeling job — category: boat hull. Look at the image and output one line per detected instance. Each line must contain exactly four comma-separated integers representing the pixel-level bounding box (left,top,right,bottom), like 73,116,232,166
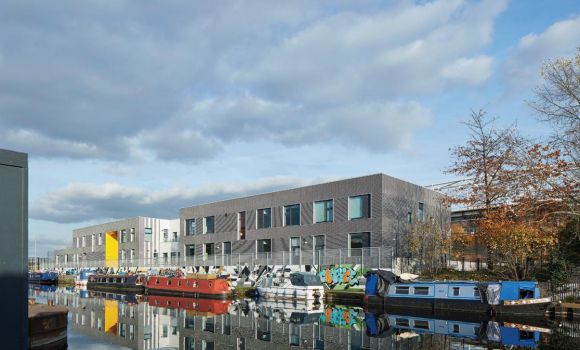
145,276,232,299
257,286,323,302
87,282,145,293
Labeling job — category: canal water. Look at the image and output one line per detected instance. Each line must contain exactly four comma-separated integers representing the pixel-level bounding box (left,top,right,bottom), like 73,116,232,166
29,285,578,350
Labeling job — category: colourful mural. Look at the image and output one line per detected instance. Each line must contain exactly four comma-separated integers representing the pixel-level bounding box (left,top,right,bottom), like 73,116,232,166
319,306,364,330
318,264,369,289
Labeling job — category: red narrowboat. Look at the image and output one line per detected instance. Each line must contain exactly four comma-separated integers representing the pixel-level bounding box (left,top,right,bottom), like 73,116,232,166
145,274,232,299
146,295,231,316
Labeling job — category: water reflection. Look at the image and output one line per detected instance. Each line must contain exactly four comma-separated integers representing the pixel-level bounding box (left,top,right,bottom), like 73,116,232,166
28,286,577,349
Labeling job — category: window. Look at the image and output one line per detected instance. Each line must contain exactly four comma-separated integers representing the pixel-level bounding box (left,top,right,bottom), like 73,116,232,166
452,287,460,296
414,286,430,295
290,237,300,265
98,233,103,245
395,318,410,327
414,320,430,329
172,232,178,242
395,286,410,295
130,228,135,242
204,243,214,258
144,227,152,242
474,287,480,298
257,239,271,254
186,219,196,235
284,204,300,226
452,324,460,333
418,202,424,222
407,212,412,224
121,229,127,243
186,245,195,257
238,212,246,239
349,194,370,220
314,199,333,223
130,249,135,261
257,208,271,229
82,236,86,247
163,229,169,242
203,216,215,234
349,232,370,256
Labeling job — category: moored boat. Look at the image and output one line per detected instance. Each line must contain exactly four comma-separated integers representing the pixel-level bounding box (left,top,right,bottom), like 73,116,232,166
365,270,552,317
75,270,94,287
29,271,59,285
87,274,145,293
145,274,232,299
256,272,324,302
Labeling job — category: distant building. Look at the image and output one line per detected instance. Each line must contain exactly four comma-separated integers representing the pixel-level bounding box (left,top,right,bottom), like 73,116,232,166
54,217,180,268
180,173,447,266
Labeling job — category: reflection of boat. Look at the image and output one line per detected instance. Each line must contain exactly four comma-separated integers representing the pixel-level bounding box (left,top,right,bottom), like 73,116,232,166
365,271,552,317
88,290,140,304
252,299,323,324
145,275,232,299
29,284,58,292
29,271,59,285
256,272,324,302
146,295,231,316
75,270,94,287
87,274,145,293
365,312,549,348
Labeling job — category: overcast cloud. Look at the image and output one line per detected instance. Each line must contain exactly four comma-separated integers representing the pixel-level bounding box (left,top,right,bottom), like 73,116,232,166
0,0,506,162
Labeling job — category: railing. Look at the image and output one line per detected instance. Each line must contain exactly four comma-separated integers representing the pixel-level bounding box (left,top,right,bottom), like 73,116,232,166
47,247,396,271
540,276,580,301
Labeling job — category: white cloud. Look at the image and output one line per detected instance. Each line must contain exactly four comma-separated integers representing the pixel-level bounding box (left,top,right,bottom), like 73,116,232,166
30,176,334,223
440,56,494,86
503,16,580,88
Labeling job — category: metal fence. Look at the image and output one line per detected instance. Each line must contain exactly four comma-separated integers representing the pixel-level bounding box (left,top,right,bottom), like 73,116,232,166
45,247,396,271
540,276,580,301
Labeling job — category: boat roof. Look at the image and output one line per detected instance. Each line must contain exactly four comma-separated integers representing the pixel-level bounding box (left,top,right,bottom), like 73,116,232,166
395,280,537,285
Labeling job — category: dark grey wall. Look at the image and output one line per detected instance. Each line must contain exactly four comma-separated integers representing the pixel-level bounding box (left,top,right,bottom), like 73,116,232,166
0,149,28,348
181,173,446,256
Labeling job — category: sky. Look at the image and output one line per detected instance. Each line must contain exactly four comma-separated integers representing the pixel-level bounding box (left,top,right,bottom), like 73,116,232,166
0,0,578,257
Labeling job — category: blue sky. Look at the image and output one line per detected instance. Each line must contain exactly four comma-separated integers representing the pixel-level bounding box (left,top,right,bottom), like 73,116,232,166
0,0,577,257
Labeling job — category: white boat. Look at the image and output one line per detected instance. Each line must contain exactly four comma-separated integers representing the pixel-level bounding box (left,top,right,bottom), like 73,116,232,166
74,271,94,287
256,272,324,302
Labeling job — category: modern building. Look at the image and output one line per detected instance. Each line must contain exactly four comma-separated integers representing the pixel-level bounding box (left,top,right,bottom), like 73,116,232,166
180,173,447,267
55,217,180,268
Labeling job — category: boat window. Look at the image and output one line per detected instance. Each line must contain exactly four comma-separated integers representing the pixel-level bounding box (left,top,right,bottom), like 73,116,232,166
121,278,125,284
413,287,429,295
414,320,429,329
155,278,160,285
452,287,460,296
452,324,460,333
167,280,172,286
186,281,190,287
289,273,323,287
474,287,480,297
395,286,410,295
395,318,410,327
178,280,181,286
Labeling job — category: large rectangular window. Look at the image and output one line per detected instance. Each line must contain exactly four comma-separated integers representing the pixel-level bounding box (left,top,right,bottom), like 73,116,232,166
204,243,214,259
186,219,196,235
284,204,300,226
130,228,135,242
290,237,301,265
203,216,215,234
418,202,424,222
349,194,370,220
121,229,127,243
257,239,272,254
314,199,333,223
186,244,195,257
256,208,271,229
349,232,370,256
144,227,152,242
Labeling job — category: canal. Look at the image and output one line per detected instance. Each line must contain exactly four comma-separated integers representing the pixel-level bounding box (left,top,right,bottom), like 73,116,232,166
29,285,579,349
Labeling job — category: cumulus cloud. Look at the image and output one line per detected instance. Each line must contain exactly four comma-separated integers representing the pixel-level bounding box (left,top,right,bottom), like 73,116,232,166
502,16,580,88
30,176,333,223
0,0,505,161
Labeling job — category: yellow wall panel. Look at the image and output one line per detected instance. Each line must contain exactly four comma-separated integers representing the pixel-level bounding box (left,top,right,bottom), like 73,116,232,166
105,231,118,268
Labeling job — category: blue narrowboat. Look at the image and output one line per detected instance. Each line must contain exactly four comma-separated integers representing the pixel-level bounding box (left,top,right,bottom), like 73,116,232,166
365,270,552,317
28,271,59,285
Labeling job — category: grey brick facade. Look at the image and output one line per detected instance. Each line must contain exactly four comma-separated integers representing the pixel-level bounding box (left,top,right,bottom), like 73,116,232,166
180,173,446,258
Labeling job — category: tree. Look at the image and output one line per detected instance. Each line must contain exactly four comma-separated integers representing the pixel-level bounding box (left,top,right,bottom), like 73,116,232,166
529,48,580,170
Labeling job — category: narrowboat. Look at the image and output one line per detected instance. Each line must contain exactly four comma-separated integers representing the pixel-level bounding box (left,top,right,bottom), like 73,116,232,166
365,270,552,317
146,295,232,316
29,271,59,285
255,272,324,302
87,274,145,293
145,274,232,299
365,312,549,348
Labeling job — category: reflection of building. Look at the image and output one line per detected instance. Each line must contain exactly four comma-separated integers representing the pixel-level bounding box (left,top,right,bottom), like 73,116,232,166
181,174,445,266
54,217,180,268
